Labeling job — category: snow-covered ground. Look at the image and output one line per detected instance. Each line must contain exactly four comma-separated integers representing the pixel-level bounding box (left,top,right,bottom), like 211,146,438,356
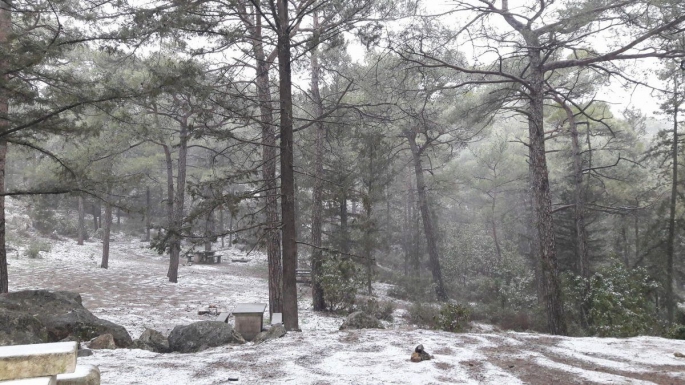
7,226,685,384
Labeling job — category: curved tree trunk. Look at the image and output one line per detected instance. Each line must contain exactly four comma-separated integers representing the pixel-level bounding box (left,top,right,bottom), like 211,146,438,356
406,131,447,302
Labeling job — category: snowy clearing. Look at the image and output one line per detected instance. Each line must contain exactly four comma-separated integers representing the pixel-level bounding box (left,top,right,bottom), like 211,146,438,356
7,232,685,384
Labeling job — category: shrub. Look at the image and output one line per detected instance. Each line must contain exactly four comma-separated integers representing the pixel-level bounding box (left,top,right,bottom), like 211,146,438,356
408,302,440,329
387,275,435,302
25,241,51,259
668,325,685,340
319,258,364,313
436,303,471,333
357,297,395,321
564,261,659,337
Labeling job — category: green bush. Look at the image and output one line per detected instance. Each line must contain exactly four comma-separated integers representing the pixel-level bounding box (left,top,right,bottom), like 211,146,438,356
408,302,440,329
436,303,471,332
564,261,659,337
357,297,395,321
25,241,51,259
668,325,685,340
319,258,364,313
387,275,435,302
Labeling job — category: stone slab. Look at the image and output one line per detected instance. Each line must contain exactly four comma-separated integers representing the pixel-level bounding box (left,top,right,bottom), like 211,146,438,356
56,365,100,385
232,303,266,314
0,376,56,385
0,342,76,381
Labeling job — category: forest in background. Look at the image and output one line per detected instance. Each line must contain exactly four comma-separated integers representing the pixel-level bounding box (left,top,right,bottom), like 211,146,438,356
1,0,685,339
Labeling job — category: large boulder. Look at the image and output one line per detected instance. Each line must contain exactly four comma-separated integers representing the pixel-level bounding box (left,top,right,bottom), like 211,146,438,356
339,311,385,330
168,321,245,353
0,290,132,347
0,308,47,345
131,328,169,353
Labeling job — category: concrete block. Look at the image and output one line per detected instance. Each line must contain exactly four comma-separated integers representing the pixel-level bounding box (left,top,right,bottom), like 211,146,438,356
57,365,100,385
0,376,57,385
0,342,77,381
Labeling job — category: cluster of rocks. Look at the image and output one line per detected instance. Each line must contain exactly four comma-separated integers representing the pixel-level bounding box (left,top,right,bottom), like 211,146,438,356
339,311,385,330
1,290,289,355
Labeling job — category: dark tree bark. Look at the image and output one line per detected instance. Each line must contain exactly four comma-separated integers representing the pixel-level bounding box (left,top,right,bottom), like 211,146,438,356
241,0,283,317
276,0,299,331
309,10,326,311
101,200,112,269
666,77,679,324
0,0,8,294
406,130,447,302
339,190,349,254
145,186,151,243
77,195,85,245
167,122,189,283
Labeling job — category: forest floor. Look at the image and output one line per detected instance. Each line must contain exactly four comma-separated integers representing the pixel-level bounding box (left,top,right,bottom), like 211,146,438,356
6,224,685,383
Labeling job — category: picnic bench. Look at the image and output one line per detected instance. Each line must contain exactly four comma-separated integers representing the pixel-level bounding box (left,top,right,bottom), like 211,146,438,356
0,341,100,385
296,268,312,284
186,250,221,265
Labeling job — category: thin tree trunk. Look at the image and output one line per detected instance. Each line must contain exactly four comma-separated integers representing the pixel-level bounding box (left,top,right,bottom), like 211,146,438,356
490,191,502,261
406,131,447,301
621,217,629,268
92,204,99,231
162,143,175,276
145,186,151,242
204,208,214,252
309,11,326,311
77,196,85,245
220,206,224,248
666,78,678,324
277,0,299,331
340,191,349,254
101,200,112,269
403,169,412,275
168,122,189,283
248,0,283,317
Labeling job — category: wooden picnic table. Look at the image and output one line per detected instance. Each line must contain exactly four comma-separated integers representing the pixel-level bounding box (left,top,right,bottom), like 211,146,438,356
186,251,221,264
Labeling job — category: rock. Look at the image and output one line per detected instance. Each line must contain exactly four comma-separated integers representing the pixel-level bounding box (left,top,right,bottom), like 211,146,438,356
410,344,431,362
168,321,245,353
0,290,132,348
87,334,115,350
0,308,47,346
77,349,93,357
339,311,385,330
253,323,286,343
0,341,77,381
131,328,169,353
675,352,685,358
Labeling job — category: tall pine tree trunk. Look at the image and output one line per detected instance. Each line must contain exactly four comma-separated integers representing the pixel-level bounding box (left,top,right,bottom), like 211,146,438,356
309,11,326,310
249,1,283,317
666,78,679,324
527,44,566,335
277,0,299,331
406,131,447,301
0,0,10,293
